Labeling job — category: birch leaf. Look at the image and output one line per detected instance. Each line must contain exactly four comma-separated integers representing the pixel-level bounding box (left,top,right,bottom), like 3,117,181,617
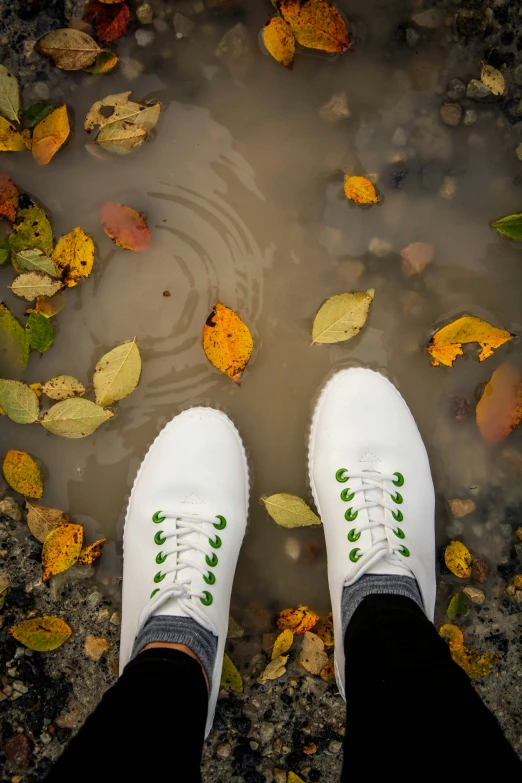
312,289,374,344
26,311,54,353
0,65,21,123
0,380,39,423
262,494,321,528
344,175,379,204
258,654,289,683
32,105,70,166
279,0,349,53
14,249,58,277
27,294,65,319
40,398,113,438
444,540,472,579
263,16,295,67
84,91,161,132
2,450,43,498
220,653,243,692
277,606,319,635
8,616,72,651
84,50,119,74
320,658,336,684
202,303,253,384
93,339,141,406
0,303,29,376
36,29,101,70
42,375,86,400
272,629,294,659
492,213,522,243
26,502,71,543
41,523,83,580
95,120,147,154
0,116,24,151
10,272,64,301
8,203,54,261
100,202,150,250
299,631,328,675
447,592,469,621
427,315,513,367
481,63,505,96
52,227,95,287
77,538,107,565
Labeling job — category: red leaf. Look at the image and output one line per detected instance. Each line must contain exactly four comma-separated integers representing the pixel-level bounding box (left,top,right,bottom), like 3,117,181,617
100,202,151,251
0,174,19,223
84,0,130,43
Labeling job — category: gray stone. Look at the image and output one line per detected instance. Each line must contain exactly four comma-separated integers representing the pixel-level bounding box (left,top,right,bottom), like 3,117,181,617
514,65,522,87
120,58,145,81
227,615,244,639
135,29,155,46
216,23,250,64
412,8,442,28
86,591,102,609
406,28,419,47
136,2,153,24
463,109,477,126
447,78,465,101
259,722,275,743
319,92,350,123
0,498,21,522
39,732,52,746
33,81,51,101
50,564,94,600
174,13,195,38
466,79,491,100
440,102,462,126
446,521,464,538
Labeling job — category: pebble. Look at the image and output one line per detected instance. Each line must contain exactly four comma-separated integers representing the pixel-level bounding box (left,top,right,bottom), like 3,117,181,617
153,18,169,32
466,79,491,100
446,521,463,538
440,102,462,126
87,591,102,609
259,722,275,743
456,9,488,37
472,559,489,585
4,734,32,770
3,685,13,696
215,22,250,64
250,741,260,751
227,615,245,639
412,8,442,28
119,58,145,80
40,732,52,746
217,742,231,758
0,498,21,522
447,79,465,101
55,703,80,728
329,740,342,753
516,143,522,162
438,176,456,200
392,127,407,146
285,537,300,561
96,608,110,623
135,29,155,46
136,2,153,24
109,611,121,626
174,13,195,38
463,586,485,604
33,81,51,100
12,681,28,694
400,241,433,277
51,564,94,600
368,237,392,257
463,109,477,126
84,635,110,661
319,92,350,123
405,28,419,47
448,499,476,519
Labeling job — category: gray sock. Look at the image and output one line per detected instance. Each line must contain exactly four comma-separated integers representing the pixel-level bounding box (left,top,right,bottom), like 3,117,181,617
131,616,218,691
341,574,424,639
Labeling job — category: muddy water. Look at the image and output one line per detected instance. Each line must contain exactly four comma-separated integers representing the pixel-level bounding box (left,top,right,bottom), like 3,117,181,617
2,1,522,629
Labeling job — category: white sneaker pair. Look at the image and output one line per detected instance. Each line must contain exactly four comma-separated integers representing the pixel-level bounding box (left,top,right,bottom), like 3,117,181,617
120,369,435,735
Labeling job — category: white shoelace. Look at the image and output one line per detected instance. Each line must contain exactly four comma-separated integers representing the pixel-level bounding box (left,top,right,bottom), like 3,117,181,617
137,511,220,636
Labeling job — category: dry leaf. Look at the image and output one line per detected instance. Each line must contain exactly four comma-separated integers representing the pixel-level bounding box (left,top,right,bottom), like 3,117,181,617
0,380,39,423
438,623,464,652
42,375,86,400
8,202,54,261
400,242,434,277
84,50,119,73
83,0,129,43
320,657,336,684
277,606,319,635
314,618,334,647
263,16,295,67
202,303,254,384
93,339,141,406
100,202,151,250
0,174,18,223
8,616,72,651
36,29,101,70
26,502,71,543
481,63,504,96
452,646,497,679
258,654,289,683
476,364,522,445
445,540,472,579
312,289,374,344
272,629,294,659
262,494,321,528
52,227,95,286
220,653,243,692
0,65,21,123
2,450,43,498
32,105,70,166
299,631,328,675
0,303,29,376
77,538,107,565
85,91,161,132
344,175,379,205
42,523,83,580
40,398,114,438
0,116,25,151
21,128,32,149
96,121,148,154
27,294,65,319
10,272,64,301
279,0,349,52
427,315,513,367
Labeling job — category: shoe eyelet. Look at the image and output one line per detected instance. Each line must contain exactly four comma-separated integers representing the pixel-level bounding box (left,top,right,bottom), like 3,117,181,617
393,472,404,487
392,509,403,522
345,508,358,522
336,468,349,483
209,535,222,549
154,571,166,583
349,548,362,563
398,545,410,557
204,571,216,585
392,492,403,505
214,515,227,530
156,551,167,564
150,588,160,598
347,528,360,543
154,530,166,546
200,591,213,606
206,553,218,568
393,528,405,540
152,511,165,524
340,488,355,502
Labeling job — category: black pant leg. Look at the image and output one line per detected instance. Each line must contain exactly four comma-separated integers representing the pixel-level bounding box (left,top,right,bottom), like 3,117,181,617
45,649,208,783
340,594,521,779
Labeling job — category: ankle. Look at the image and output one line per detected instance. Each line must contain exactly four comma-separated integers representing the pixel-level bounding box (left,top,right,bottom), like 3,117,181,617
140,642,210,691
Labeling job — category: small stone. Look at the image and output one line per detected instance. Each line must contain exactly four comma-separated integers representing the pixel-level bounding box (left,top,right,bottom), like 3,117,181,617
153,18,169,32
506,583,516,596
329,740,342,753
4,735,32,770
3,685,13,696
448,499,476,519
319,92,350,123
466,80,491,101
440,102,462,127
84,635,110,661
120,58,145,80
516,527,522,541
446,521,463,538
96,608,110,623
51,564,94,600
514,66,522,88
471,559,489,585
12,681,28,694
136,2,153,24
447,79,465,101
250,741,260,751
438,176,456,200
285,537,300,561
463,109,477,126
227,615,244,639
217,742,231,758
174,12,195,37
515,590,522,604
86,591,102,609
463,586,485,604
40,732,52,746
109,611,121,626
405,28,419,47
456,10,488,38
400,242,433,277
516,143,522,162
11,776,22,783
33,81,51,101
514,575,522,588
215,23,250,76
368,237,392,257
135,29,155,46
273,739,283,753
259,722,274,743
0,498,21,522
412,8,442,28
55,703,80,728
392,127,407,146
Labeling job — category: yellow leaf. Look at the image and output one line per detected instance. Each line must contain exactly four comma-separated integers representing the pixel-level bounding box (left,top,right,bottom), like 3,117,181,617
451,646,497,679
312,289,374,344
77,538,107,565
277,605,319,635
258,654,289,683
438,623,464,652
263,16,295,67
444,540,472,579
52,227,94,287
21,128,32,150
262,493,321,528
344,175,379,204
202,303,254,384
272,629,294,659
299,631,328,675
427,315,513,367
0,116,24,151
8,616,72,651
320,657,336,684
481,63,504,96
26,501,71,543
32,105,70,166
41,523,83,581
314,618,334,647
30,382,42,398
85,50,118,74
279,0,349,52
476,363,522,445
220,653,243,692
2,450,43,498
288,773,306,783
85,635,110,660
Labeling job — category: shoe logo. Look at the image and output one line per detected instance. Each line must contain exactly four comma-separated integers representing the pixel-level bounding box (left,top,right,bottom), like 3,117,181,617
182,493,204,504
359,452,381,463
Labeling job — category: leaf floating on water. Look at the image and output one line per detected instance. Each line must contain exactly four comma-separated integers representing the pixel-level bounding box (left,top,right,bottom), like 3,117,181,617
11,272,64,301
24,102,53,129
93,339,141,407
476,363,522,445
202,303,254,384
85,91,161,132
0,116,25,151
263,16,295,67
26,501,71,543
2,450,43,498
0,65,21,123
0,174,19,223
77,538,107,565
299,631,328,675
277,606,319,635
42,523,83,580
42,375,86,401
26,311,54,353
272,629,294,659
8,616,72,651
312,289,374,345
439,623,464,652
21,129,32,150
27,294,65,319
258,654,289,683
220,653,243,692
445,540,472,579
427,315,513,368
14,249,58,277
8,202,54,261
0,303,29,376
320,657,336,684
446,592,469,621
96,121,148,155
40,398,114,438
344,175,379,205
84,0,130,43
491,213,522,243
52,227,95,287
84,50,119,74
36,29,101,71
0,380,40,423
279,0,349,52
100,202,151,250
262,494,321,528
32,105,70,166
480,63,504,96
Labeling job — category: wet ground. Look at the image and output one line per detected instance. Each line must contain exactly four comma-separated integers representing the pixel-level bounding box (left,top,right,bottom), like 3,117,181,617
1,0,522,779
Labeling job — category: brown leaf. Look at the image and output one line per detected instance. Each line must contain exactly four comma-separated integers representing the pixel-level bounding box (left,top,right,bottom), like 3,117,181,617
100,201,150,251
0,174,18,223
476,363,522,445
25,502,70,543
36,29,100,70
41,523,83,581
299,631,328,675
279,0,349,53
77,538,107,565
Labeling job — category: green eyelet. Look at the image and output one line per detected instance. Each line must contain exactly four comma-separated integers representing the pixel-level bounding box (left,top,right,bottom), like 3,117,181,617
349,548,362,563
392,492,403,505
154,571,166,583
393,472,404,487
152,511,165,524
209,535,222,549
154,530,166,546
336,469,349,483
200,591,213,606
398,545,410,557
150,588,160,598
347,528,360,543
204,571,216,585
206,553,218,568
156,551,167,564
214,515,227,530
340,488,355,502
393,528,405,540
392,509,403,522
345,508,358,522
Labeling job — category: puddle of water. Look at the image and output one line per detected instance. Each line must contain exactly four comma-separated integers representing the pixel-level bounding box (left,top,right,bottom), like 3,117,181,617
2,1,522,626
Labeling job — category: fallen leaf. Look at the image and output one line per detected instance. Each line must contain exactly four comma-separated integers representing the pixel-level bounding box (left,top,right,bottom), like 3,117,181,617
446,592,469,621
40,398,114,438
27,294,65,318
452,646,497,679
448,498,476,519
476,363,522,445
288,773,306,783
258,654,289,683
427,315,513,367
8,616,72,651
0,303,29,376
36,29,101,70
21,129,32,150
344,175,378,205
277,606,319,635
299,631,328,675
95,121,148,155
14,249,58,277
30,382,42,398
93,339,141,406
279,0,349,52
32,105,70,166
26,311,54,353
272,629,294,659
400,242,434,277
492,213,522,242
2,450,43,498
221,653,243,692
26,502,71,543
41,523,83,580
84,50,119,73
10,272,64,301
0,242,9,265
84,635,110,660
202,303,254,383
314,618,334,647
312,289,374,344
0,380,39,423
52,227,95,287
100,202,150,250
8,202,54,261
481,63,504,96
445,540,472,579
261,494,321,528
320,657,336,684
263,16,295,67
0,65,20,123
77,538,107,565
84,0,130,42
438,623,464,652
85,91,161,132
42,375,86,400
24,102,52,129
0,174,18,223
0,116,25,151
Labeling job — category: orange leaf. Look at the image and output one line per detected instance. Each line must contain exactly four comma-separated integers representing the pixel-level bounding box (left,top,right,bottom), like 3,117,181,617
0,117,24,151
42,523,83,581
476,363,522,445
313,618,334,646
8,616,72,651
77,538,107,565
2,450,43,498
279,0,349,53
451,646,497,679
263,16,295,67
427,315,513,368
202,303,253,384
0,173,18,223
32,105,70,166
438,623,464,652
277,605,319,635
100,201,151,251
344,175,379,205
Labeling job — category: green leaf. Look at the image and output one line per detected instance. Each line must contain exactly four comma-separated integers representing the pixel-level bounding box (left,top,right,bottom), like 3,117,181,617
14,248,58,277
221,653,243,693
93,339,141,407
0,379,39,423
312,289,374,344
26,312,54,353
10,272,63,301
491,213,522,243
42,375,85,400
24,101,52,129
261,494,322,528
8,616,72,651
0,65,21,123
0,303,29,377
95,121,147,155
40,398,114,438
447,592,470,621
8,203,54,263
0,243,8,266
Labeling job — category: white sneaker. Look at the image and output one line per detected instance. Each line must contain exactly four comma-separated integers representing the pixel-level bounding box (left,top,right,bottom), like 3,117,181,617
308,368,435,698
120,407,249,737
